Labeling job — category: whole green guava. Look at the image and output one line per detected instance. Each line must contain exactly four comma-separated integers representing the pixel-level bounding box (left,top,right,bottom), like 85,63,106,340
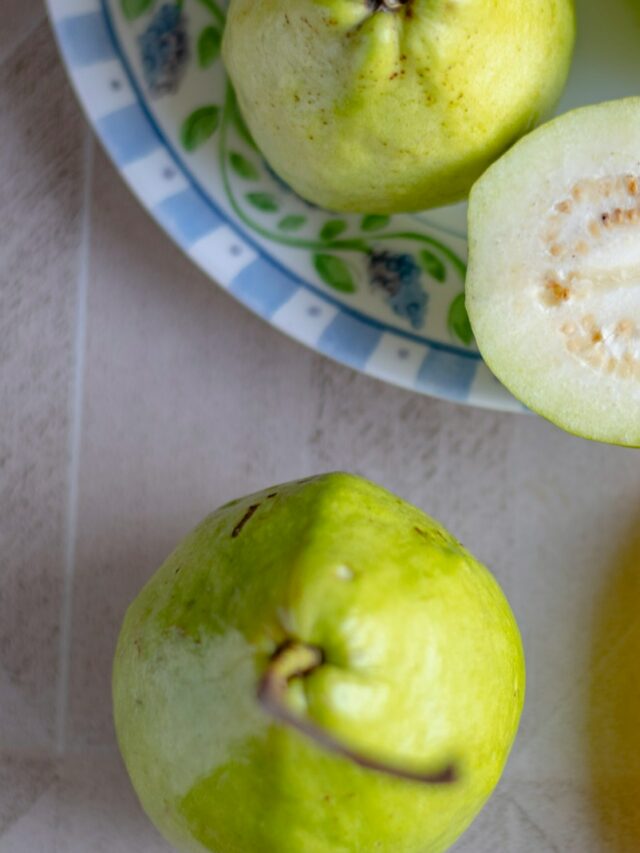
113,473,525,852
222,0,575,213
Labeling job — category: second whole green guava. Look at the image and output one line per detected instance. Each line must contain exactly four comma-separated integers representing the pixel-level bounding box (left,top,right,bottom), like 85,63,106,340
222,0,575,213
113,473,525,852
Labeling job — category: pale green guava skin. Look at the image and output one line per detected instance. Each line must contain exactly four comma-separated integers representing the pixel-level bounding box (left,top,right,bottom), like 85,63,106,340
113,473,525,853
221,0,575,213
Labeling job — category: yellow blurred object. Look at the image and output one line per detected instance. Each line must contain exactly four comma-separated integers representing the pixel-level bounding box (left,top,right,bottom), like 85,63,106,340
589,529,640,851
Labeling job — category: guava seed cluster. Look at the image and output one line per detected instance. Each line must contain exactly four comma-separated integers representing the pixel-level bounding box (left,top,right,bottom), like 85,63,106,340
540,174,640,380
466,98,640,446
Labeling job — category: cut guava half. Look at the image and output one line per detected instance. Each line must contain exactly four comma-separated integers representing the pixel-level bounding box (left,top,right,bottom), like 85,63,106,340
466,97,640,447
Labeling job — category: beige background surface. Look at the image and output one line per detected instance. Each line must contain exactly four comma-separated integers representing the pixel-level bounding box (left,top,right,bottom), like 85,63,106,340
3,6,640,852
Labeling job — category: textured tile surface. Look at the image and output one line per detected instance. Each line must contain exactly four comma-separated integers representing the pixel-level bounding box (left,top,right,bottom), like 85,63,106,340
0,0,44,67
0,20,86,753
3,10,640,853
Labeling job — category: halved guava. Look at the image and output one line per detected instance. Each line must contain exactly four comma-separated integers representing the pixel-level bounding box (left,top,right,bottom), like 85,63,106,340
466,98,640,446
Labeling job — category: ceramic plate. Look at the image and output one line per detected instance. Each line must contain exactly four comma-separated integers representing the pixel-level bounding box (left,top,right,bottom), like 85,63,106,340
47,0,640,411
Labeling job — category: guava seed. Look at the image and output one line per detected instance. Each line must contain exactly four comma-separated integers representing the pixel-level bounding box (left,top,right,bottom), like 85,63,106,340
538,173,640,381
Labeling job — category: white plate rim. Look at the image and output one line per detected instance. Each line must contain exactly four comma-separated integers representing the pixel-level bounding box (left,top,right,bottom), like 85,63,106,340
45,0,521,413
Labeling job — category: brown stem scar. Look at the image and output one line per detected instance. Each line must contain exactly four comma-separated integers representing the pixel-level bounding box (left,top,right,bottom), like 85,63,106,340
231,503,260,538
257,641,458,786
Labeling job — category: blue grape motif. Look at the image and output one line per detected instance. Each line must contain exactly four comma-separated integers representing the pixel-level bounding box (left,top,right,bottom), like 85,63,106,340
368,249,428,329
138,4,189,96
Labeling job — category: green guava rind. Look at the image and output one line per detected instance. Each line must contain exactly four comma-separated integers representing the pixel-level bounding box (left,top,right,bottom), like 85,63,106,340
466,98,640,448
113,473,525,853
222,0,575,213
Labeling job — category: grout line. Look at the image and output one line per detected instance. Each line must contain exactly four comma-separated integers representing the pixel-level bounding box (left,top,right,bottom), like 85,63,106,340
55,130,94,757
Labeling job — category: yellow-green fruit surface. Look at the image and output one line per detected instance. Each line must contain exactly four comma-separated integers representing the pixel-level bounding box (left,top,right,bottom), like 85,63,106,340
222,0,575,212
113,473,525,852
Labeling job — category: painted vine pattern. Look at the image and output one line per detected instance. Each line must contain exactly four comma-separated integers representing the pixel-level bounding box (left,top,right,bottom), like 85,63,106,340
123,0,472,342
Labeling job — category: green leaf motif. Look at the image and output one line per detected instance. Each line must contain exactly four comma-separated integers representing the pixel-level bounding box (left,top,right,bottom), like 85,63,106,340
320,219,347,241
278,215,307,232
313,254,356,293
448,293,474,345
181,106,220,152
121,0,154,20
229,152,259,180
361,214,391,232
197,26,222,68
419,249,446,283
246,192,279,213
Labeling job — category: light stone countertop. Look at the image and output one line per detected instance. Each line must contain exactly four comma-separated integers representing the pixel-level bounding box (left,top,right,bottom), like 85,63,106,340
2,6,640,852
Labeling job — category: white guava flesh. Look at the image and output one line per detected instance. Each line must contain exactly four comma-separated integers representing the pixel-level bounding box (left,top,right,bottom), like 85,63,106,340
467,98,640,446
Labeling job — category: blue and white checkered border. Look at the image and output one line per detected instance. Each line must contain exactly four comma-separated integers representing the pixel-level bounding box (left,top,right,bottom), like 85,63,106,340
46,0,521,412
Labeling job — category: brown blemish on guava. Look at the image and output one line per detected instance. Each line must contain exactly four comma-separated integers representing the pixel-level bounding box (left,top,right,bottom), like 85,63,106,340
415,525,452,548
232,503,260,538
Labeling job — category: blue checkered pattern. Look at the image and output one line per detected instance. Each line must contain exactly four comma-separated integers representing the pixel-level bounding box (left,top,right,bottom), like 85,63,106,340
46,0,503,409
